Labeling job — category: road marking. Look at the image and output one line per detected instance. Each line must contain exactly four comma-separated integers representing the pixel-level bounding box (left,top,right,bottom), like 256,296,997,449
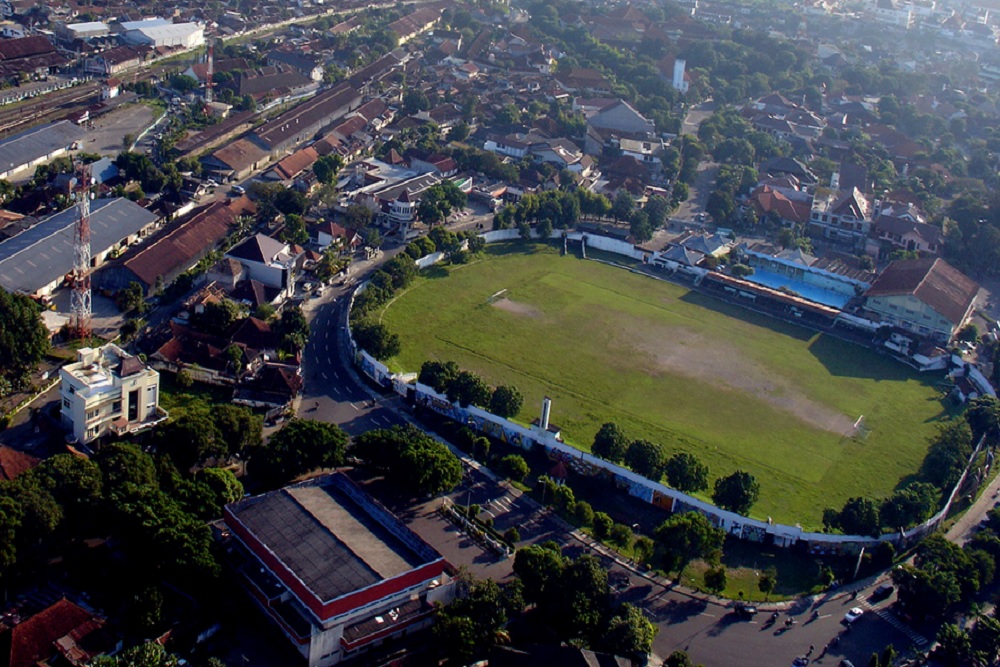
321,372,328,380
325,344,329,351
333,371,340,380
699,612,716,618
351,403,362,411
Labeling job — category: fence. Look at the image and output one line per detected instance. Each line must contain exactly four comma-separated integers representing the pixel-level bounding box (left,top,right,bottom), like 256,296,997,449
344,230,988,552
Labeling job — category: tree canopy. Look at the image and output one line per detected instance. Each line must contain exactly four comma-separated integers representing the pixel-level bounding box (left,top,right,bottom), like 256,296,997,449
353,424,462,497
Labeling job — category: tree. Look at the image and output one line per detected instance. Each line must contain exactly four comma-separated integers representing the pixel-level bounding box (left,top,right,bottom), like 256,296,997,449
599,603,658,662
191,298,241,333
592,422,629,464
612,190,635,222
547,554,611,640
445,370,491,408
194,468,243,513
609,523,633,548
213,404,263,458
664,453,710,493
116,281,146,314
0,288,49,384
345,204,374,230
169,73,198,93
705,189,735,222
513,543,567,604
419,360,459,393
499,454,529,482
704,566,727,595
489,385,523,418
834,497,882,537
353,425,461,497
633,535,654,566
629,210,654,243
95,442,158,498
935,624,973,667
593,512,614,540
645,195,671,228
281,213,309,245
966,395,1000,441
712,470,760,515
251,419,347,486
654,511,725,576
275,304,310,354
880,483,938,530
313,154,344,185
352,322,401,360
625,439,665,480
274,188,309,216
758,568,777,601
155,411,225,471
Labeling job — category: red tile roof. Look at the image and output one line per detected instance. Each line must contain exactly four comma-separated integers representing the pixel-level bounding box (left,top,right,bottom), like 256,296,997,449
274,146,319,180
6,599,94,667
124,200,250,288
0,446,39,481
866,258,979,326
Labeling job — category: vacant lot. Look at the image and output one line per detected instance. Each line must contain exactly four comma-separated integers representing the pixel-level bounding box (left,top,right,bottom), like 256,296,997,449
381,244,951,527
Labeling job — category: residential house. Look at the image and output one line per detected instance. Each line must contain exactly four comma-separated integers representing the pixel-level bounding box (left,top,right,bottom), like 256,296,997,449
0,599,116,667
808,187,873,249
867,214,943,259
585,100,655,135
0,445,38,481
60,344,166,444
225,234,302,300
555,67,612,94
864,257,979,341
266,49,322,82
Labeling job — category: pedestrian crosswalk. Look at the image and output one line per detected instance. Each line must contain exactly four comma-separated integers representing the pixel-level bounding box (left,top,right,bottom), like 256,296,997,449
859,599,928,647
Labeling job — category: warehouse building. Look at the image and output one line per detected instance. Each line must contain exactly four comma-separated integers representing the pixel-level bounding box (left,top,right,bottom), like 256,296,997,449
121,20,204,49
0,120,85,181
223,473,455,667
0,198,159,298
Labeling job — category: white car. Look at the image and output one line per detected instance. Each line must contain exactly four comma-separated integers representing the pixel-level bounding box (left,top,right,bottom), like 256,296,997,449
843,607,864,624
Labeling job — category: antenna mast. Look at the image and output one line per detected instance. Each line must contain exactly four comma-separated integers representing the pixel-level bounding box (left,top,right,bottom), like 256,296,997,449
205,37,214,105
69,165,91,339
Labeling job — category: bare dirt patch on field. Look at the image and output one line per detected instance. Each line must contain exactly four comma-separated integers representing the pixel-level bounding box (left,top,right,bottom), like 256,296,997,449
624,326,856,435
492,298,542,318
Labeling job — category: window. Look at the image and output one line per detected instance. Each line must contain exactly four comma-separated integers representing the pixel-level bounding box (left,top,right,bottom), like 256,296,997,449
111,400,122,414
86,409,99,420
63,399,70,410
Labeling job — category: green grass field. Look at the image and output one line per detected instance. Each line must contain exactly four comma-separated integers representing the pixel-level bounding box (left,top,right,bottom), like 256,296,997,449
380,244,952,527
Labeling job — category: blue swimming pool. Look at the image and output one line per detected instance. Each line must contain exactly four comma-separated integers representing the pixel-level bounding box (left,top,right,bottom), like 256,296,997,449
742,268,851,309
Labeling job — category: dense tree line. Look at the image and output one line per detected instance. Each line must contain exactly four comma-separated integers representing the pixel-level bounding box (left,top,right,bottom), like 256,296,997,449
0,287,49,399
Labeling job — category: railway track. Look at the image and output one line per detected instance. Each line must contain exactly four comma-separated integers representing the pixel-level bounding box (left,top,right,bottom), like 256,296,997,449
0,82,100,137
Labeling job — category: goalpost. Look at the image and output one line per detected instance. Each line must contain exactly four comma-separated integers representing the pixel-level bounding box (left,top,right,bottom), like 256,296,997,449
487,288,508,304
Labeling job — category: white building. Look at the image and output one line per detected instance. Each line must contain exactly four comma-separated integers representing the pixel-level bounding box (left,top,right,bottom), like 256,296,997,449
122,21,204,49
224,234,301,299
60,344,167,445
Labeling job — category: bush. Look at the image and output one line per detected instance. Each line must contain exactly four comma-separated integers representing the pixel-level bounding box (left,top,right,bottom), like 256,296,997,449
593,512,613,540
504,527,521,544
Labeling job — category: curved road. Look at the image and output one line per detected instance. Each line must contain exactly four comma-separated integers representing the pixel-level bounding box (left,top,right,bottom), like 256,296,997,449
295,249,922,667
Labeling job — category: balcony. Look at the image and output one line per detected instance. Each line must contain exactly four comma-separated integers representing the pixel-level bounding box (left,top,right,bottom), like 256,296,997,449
109,406,169,437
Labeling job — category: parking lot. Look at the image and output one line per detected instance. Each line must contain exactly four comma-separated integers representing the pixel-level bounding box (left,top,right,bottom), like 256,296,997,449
78,103,157,156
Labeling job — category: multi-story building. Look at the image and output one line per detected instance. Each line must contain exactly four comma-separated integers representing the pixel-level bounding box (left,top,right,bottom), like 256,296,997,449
807,187,872,250
223,473,455,667
863,257,979,342
59,344,167,445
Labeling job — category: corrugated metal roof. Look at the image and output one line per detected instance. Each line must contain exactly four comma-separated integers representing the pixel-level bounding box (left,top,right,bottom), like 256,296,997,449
0,120,84,175
0,198,158,294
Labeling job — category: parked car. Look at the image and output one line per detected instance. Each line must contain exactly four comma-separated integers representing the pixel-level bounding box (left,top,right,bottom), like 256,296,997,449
231,184,246,195
733,602,758,619
870,584,895,601
843,607,864,624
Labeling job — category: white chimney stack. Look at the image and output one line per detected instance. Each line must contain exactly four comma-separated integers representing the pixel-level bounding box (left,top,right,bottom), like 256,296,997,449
540,397,552,431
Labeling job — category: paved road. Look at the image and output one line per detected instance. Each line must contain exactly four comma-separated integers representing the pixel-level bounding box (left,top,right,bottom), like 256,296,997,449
947,466,1000,546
